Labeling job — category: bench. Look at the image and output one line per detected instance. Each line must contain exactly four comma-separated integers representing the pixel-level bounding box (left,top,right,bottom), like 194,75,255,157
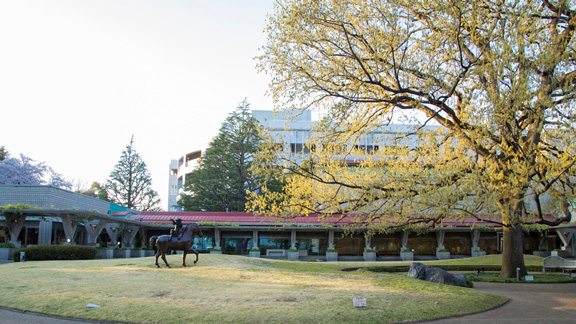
542,256,576,273
266,249,286,256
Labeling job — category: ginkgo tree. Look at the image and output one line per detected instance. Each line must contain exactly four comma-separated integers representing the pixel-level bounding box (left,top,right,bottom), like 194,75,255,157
248,0,576,278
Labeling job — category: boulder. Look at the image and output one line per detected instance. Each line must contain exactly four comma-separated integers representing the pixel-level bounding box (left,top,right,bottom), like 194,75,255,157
408,262,472,288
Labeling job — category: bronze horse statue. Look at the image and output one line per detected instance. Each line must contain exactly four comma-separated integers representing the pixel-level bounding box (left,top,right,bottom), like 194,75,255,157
150,223,203,268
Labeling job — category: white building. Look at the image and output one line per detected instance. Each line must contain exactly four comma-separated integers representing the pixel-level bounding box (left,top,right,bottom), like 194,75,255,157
167,150,202,211
167,109,441,210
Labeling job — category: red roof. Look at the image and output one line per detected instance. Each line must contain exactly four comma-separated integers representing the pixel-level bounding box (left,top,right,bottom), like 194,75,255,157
128,211,505,228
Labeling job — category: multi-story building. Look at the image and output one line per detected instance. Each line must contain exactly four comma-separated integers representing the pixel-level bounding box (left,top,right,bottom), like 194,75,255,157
167,150,202,211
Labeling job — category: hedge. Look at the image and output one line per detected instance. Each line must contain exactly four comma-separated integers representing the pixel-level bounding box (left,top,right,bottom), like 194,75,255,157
13,245,97,261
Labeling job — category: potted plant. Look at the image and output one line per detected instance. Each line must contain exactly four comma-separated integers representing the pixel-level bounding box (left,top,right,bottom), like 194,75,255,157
400,249,414,261
131,247,145,258
249,248,261,258
363,249,377,261
472,249,486,257
436,248,451,260
551,249,569,258
113,247,131,258
532,249,548,257
326,249,338,261
288,249,299,260
0,242,15,260
144,247,156,257
210,248,222,254
95,247,113,259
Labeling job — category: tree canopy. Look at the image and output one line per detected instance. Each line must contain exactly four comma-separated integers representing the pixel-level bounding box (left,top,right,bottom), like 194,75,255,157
0,151,72,189
250,0,576,277
179,99,263,212
106,137,161,211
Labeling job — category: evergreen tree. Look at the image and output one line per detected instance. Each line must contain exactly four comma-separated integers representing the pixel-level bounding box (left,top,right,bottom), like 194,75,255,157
106,136,161,211
179,99,262,212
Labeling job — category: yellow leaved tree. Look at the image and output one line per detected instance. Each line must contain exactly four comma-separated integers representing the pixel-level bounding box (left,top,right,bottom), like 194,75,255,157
248,0,576,278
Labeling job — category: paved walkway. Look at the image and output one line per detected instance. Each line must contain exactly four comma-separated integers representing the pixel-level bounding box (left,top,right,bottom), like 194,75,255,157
425,282,576,323
0,279,574,323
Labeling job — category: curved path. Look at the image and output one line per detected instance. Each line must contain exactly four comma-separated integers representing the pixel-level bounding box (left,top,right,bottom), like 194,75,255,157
425,282,576,323
0,282,574,323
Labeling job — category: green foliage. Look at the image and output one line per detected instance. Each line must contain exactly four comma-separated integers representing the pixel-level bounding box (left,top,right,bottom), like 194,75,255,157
0,242,15,248
0,146,7,161
178,99,264,212
105,136,161,211
13,245,97,261
252,0,576,278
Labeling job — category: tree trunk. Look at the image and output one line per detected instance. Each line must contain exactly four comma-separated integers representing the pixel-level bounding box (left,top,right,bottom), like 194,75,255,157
500,224,527,278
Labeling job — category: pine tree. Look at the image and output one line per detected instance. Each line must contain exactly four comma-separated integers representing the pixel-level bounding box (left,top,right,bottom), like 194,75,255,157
179,99,262,212
106,136,161,211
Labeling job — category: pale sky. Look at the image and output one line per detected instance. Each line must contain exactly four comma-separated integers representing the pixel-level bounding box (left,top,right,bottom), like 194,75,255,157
0,0,276,210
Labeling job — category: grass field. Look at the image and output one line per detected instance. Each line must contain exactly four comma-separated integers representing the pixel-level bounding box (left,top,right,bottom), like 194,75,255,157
0,254,512,324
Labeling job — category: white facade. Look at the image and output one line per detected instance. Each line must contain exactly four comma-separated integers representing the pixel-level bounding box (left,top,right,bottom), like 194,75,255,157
167,110,439,210
167,150,202,211
251,109,440,162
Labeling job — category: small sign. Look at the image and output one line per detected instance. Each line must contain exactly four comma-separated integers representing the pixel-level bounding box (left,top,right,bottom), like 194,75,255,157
353,297,367,308
525,275,534,281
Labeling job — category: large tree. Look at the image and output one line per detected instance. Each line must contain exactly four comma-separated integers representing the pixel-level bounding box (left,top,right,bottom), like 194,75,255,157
250,0,576,277
106,137,161,211
0,151,71,189
178,99,263,212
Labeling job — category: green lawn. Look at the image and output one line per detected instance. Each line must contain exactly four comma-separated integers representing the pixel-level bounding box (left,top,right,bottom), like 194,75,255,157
0,254,508,324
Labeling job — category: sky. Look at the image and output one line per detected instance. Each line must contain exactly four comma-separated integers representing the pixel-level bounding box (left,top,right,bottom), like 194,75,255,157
0,0,276,210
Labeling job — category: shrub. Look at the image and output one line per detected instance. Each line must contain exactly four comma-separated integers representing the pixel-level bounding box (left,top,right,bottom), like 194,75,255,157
250,248,261,252
326,249,337,253
13,245,97,261
288,249,298,252
0,242,15,248
437,249,450,253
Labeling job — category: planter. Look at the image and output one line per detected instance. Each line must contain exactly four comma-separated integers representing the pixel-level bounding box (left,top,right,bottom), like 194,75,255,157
532,251,548,258
298,249,308,257
400,251,413,261
96,249,113,259
326,251,338,262
552,250,570,258
131,249,145,258
145,249,156,257
363,251,377,261
210,250,222,254
249,251,261,258
436,251,451,260
113,249,131,258
288,251,300,260
472,251,486,257
0,248,15,260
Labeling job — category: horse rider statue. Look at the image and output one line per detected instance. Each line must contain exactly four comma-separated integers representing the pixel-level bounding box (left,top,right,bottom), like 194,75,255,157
170,218,184,243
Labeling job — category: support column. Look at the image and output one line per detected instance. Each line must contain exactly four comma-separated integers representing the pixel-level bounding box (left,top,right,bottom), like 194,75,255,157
122,226,139,248
328,229,335,249
214,228,221,249
556,229,575,255
401,231,410,250
290,229,297,250
436,230,446,252
364,234,372,251
104,223,121,248
60,214,78,244
4,214,27,248
84,220,107,246
471,229,481,251
252,230,259,249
